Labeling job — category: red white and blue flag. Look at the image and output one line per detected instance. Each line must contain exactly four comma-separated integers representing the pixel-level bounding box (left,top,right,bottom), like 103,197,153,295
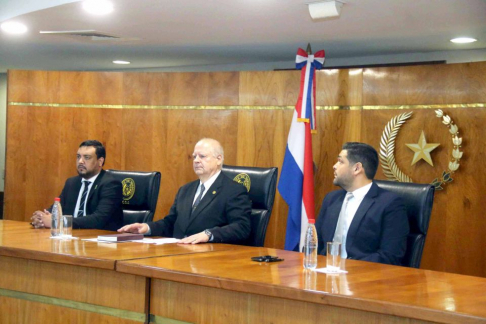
278,47,325,251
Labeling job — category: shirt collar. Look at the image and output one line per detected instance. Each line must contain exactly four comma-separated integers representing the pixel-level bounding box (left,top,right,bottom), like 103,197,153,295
80,172,100,184
199,170,221,190
349,182,372,200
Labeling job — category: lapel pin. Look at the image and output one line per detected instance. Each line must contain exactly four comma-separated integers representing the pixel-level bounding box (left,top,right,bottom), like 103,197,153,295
95,185,98,190
213,191,216,194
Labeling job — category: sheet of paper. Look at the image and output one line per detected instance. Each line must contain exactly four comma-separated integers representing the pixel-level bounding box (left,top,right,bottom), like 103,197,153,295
50,236,79,240
313,267,348,274
81,237,102,242
151,238,180,245
81,238,127,243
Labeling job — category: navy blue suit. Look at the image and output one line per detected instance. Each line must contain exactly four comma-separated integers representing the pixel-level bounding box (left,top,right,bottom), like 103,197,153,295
316,182,409,265
147,172,251,243
55,170,123,231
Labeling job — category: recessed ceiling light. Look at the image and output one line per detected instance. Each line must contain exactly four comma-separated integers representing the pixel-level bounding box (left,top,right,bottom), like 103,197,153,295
1,22,27,34
83,0,114,15
113,60,130,65
450,37,477,44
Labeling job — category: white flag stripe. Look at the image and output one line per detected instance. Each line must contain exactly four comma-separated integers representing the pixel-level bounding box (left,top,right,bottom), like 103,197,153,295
287,111,305,172
301,58,312,119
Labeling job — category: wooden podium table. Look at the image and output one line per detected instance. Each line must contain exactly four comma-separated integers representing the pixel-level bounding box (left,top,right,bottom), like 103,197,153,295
3,220,486,323
118,247,486,324
0,220,240,323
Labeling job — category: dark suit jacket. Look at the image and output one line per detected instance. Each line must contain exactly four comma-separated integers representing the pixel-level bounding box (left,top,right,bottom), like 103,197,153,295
54,169,123,231
316,182,409,265
147,172,252,243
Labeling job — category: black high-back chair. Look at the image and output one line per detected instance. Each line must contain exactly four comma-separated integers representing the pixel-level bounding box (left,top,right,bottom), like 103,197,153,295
106,170,161,225
222,165,278,247
375,180,435,268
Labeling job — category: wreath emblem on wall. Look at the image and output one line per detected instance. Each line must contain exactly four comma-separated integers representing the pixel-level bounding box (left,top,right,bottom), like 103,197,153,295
379,109,463,190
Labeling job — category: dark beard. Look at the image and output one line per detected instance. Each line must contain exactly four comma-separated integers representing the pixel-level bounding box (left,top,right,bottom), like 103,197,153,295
77,169,98,179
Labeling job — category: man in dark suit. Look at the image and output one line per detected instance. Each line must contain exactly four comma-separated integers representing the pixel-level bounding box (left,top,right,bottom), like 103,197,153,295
316,142,409,265
31,140,123,231
119,138,252,244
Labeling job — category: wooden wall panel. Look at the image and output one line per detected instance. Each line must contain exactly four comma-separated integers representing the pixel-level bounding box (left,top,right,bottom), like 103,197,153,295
316,69,363,106
7,70,61,104
59,72,125,105
207,72,240,106
239,71,301,106
122,73,170,105
363,62,486,105
167,72,239,106
5,63,486,277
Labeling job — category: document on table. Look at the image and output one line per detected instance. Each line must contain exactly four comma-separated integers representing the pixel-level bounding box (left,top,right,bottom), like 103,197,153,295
313,267,348,274
135,238,180,245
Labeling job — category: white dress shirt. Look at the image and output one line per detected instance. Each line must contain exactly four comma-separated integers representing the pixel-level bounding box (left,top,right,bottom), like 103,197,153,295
339,182,372,258
192,170,221,205
73,173,100,218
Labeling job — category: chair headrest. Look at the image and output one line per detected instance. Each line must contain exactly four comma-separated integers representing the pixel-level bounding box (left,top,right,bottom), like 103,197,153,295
106,169,161,211
222,165,278,210
374,180,434,234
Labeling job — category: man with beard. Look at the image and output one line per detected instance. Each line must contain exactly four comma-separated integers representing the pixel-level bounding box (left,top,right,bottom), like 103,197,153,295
316,142,409,265
30,140,123,231
118,138,251,244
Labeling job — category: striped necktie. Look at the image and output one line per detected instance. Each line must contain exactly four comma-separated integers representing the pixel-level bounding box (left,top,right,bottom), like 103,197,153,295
192,184,205,212
77,181,91,217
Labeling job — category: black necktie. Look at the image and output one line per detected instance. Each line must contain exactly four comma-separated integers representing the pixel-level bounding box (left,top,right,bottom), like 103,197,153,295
77,181,91,217
192,184,205,212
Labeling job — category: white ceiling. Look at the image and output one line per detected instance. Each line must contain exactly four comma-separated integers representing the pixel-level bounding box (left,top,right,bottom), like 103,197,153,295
0,0,485,73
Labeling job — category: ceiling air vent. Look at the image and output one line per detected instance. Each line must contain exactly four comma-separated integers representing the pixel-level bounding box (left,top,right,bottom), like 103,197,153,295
39,30,139,42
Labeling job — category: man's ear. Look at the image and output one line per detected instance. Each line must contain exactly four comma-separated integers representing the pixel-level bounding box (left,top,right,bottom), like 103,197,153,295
98,157,105,167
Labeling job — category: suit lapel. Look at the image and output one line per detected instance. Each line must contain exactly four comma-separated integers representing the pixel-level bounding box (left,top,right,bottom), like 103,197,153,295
69,178,83,214
73,178,83,193
186,173,224,228
86,169,104,203
178,181,201,233
346,182,378,249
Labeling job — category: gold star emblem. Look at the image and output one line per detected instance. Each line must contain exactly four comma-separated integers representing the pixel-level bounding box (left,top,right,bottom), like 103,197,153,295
405,131,440,166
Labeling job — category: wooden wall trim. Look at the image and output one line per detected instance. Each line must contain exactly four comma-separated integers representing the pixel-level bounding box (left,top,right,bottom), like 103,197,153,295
8,101,486,110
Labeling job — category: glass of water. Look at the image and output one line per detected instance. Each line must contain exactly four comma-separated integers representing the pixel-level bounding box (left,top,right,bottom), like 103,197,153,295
327,242,341,272
60,215,73,239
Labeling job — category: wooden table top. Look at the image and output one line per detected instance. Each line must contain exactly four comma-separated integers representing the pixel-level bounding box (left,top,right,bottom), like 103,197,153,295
117,247,486,324
0,220,243,270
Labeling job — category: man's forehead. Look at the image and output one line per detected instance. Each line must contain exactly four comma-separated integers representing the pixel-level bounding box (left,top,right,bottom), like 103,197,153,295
338,150,348,158
77,146,96,155
193,142,212,153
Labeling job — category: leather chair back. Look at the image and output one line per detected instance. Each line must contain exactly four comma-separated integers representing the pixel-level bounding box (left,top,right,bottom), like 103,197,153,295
106,170,161,225
222,165,278,247
375,180,435,268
